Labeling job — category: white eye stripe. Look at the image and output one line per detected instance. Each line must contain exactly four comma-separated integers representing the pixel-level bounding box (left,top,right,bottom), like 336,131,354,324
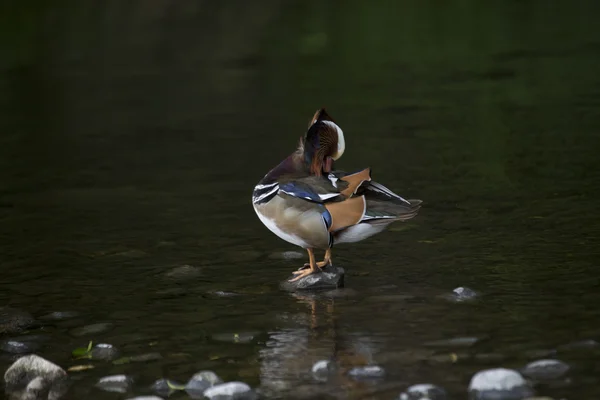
321,120,345,160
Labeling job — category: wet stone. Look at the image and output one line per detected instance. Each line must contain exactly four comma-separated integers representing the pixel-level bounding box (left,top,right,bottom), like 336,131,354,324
39,311,81,321
95,374,133,393
1,339,41,354
399,384,448,400
4,354,68,400
280,265,345,292
468,368,533,400
185,370,223,393
69,322,114,337
347,365,385,380
311,360,335,382
130,352,163,362
521,359,570,381
558,339,599,351
127,397,165,400
444,286,478,302
164,265,202,280
203,382,255,400
152,378,185,396
91,343,120,361
0,307,37,334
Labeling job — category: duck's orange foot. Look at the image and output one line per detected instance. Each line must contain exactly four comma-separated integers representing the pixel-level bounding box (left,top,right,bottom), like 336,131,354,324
302,260,331,270
289,268,320,282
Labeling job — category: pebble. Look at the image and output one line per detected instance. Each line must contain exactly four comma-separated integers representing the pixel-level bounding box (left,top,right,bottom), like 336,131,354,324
311,360,335,382
69,322,114,337
347,365,385,379
152,378,185,396
399,384,447,400
91,343,120,361
185,370,223,392
442,286,478,302
521,359,570,381
468,368,533,400
203,382,255,399
95,374,133,393
0,307,37,334
164,265,203,280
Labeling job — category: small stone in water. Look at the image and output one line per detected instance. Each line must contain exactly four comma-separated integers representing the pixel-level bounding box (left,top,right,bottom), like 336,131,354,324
126,397,165,400
443,286,478,302
521,359,570,381
69,322,114,337
558,339,599,351
152,378,185,396
40,311,81,321
91,343,120,361
164,265,202,280
1,340,40,354
311,360,335,382
95,374,133,393
468,368,533,400
130,352,163,362
0,307,37,334
185,370,223,392
203,382,255,400
347,365,385,379
399,384,448,400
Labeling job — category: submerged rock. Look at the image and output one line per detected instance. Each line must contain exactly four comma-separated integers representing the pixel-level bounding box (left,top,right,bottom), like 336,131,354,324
164,265,202,280
4,354,68,400
0,308,37,335
39,311,80,321
399,384,448,400
558,339,599,351
347,365,385,380
203,382,255,400
152,378,185,396
425,337,480,348
69,322,114,337
1,339,42,354
468,368,533,400
185,370,223,393
126,397,164,400
280,265,345,291
311,360,335,382
442,287,478,302
95,375,133,393
521,359,570,381
90,343,120,361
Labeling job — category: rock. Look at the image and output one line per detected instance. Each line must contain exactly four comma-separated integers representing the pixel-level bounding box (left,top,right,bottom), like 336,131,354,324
558,339,599,351
0,308,37,334
425,337,480,348
164,265,202,280
441,286,478,302
311,360,335,382
212,333,257,344
210,291,239,297
1,340,42,354
39,311,80,321
129,352,163,362
468,368,533,400
69,322,114,337
280,265,345,291
95,375,133,393
90,343,120,361
269,251,304,260
399,384,447,400
347,365,385,380
152,378,185,396
185,371,223,393
126,397,164,400
203,382,255,400
4,354,68,400
521,359,570,381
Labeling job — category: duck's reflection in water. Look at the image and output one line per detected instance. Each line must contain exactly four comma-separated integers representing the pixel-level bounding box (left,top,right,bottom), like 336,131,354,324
258,291,384,399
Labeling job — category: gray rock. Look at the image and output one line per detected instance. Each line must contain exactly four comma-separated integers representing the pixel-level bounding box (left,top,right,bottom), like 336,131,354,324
1,340,42,354
468,368,533,400
521,359,570,381
399,384,447,400
280,265,345,291
95,375,133,393
4,354,68,400
558,339,599,351
39,312,80,321
90,343,120,361
0,308,37,335
203,382,255,400
445,286,478,302
347,365,385,380
185,371,223,393
311,360,335,382
164,265,202,280
126,397,164,400
152,378,185,396
69,322,114,337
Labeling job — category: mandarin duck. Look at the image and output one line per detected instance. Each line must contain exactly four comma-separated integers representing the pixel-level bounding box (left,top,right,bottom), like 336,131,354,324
252,109,421,282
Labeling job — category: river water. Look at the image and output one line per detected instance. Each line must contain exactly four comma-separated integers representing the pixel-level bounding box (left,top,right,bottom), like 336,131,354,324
1,1,600,399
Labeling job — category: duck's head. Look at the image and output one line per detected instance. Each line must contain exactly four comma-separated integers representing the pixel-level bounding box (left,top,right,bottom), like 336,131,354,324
301,108,346,176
